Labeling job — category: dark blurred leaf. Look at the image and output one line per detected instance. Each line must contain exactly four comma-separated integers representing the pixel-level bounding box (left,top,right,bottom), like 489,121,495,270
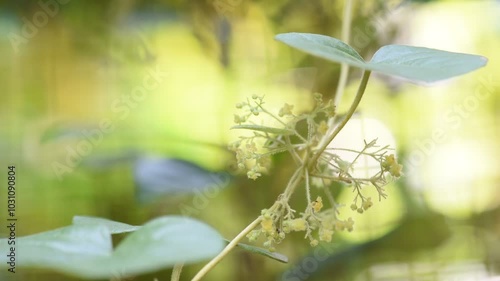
134,157,230,202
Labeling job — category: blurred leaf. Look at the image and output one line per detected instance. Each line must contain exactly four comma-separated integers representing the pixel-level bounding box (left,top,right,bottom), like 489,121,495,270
72,216,140,234
0,216,224,279
134,157,230,202
227,240,288,263
275,32,487,83
231,124,295,136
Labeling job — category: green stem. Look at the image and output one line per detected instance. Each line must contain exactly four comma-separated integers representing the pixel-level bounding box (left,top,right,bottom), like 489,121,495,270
171,263,184,281
309,70,371,169
283,165,305,201
191,217,262,281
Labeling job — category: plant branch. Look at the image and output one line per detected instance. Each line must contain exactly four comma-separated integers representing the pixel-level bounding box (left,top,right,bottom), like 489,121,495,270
191,217,262,281
309,70,371,169
283,165,305,201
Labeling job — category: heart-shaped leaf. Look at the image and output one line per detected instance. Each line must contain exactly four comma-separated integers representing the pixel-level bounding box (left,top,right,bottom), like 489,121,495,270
275,32,487,83
0,216,224,279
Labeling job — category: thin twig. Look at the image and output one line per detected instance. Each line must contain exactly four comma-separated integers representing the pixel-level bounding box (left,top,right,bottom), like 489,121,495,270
191,218,262,281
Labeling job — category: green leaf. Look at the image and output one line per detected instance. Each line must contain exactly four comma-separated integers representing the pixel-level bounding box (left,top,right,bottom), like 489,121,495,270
275,32,487,83
369,45,488,83
72,216,140,234
231,124,295,135
229,240,288,263
0,216,224,279
110,216,224,277
275,33,366,69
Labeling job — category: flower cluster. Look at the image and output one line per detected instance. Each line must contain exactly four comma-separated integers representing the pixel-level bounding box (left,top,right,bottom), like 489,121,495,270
229,93,336,180
230,95,402,249
381,154,403,178
247,197,355,251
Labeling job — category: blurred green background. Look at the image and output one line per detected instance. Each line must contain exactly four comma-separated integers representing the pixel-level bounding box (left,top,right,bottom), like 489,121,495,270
0,0,499,280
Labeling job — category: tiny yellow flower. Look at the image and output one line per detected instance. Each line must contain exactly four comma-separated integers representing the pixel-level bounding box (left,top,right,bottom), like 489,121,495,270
261,217,274,233
247,170,261,180
246,230,260,242
334,220,345,231
318,121,329,135
310,239,319,247
319,227,334,242
382,154,403,177
286,218,307,232
362,197,373,210
278,103,294,117
234,114,246,124
324,100,336,117
245,142,257,153
345,218,354,232
390,163,403,178
312,196,323,213
381,154,394,170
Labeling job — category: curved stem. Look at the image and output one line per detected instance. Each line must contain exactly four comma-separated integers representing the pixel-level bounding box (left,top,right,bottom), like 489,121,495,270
309,70,371,169
171,264,184,281
283,165,305,201
191,217,262,281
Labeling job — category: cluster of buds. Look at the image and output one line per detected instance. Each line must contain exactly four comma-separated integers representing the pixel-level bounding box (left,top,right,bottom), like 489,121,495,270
229,139,271,180
350,197,373,214
381,154,403,178
247,196,355,250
